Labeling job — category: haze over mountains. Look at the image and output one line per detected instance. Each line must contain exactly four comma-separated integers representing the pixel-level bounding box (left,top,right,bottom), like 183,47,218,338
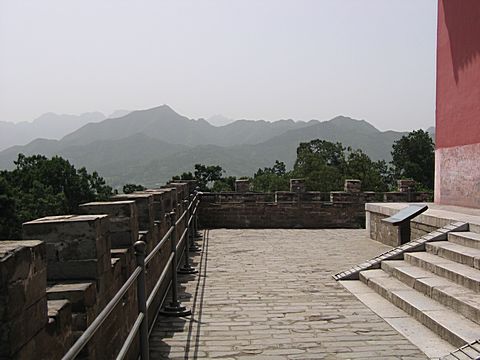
0,105,421,187
0,110,130,151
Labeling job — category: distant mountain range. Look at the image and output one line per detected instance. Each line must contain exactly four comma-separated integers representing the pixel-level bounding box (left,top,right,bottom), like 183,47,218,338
0,105,430,187
0,110,130,151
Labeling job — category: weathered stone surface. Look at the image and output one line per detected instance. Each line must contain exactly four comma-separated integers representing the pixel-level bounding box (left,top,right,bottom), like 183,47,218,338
150,229,426,359
0,296,48,357
46,282,96,313
22,215,110,281
112,193,154,232
290,178,306,193
80,200,139,248
163,182,188,204
0,241,46,320
344,179,362,193
158,187,177,214
135,189,168,221
0,240,48,357
235,179,251,193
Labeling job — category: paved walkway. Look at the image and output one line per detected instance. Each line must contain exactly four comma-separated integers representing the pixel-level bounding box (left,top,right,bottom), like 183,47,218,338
150,229,428,359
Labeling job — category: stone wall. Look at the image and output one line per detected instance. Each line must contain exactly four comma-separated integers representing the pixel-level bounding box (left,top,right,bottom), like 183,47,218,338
366,203,446,247
0,182,192,360
199,190,431,229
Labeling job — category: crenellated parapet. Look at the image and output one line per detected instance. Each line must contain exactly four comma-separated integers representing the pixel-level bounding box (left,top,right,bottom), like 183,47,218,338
199,179,432,229
0,180,196,360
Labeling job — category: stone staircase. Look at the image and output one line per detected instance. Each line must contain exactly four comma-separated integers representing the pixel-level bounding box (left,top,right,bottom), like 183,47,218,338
360,230,480,354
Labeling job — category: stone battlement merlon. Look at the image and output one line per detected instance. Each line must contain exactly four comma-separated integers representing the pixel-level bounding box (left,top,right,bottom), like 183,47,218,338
0,181,192,360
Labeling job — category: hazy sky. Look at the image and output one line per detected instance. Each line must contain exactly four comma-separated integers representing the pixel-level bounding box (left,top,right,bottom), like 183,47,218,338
0,0,437,130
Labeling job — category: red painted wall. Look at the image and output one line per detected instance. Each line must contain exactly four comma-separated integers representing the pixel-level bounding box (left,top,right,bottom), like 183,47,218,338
436,0,480,149
435,0,480,208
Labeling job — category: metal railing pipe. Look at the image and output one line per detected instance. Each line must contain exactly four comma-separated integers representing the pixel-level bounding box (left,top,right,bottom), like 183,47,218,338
146,252,174,309
115,313,144,360
134,241,149,360
62,266,142,360
158,211,191,316
145,225,173,265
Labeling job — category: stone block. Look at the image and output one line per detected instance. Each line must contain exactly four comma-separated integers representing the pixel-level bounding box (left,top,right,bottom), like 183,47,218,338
344,179,361,193
397,179,416,192
80,200,139,249
46,299,72,336
163,183,187,202
171,179,197,193
112,193,154,232
137,189,167,221
0,240,46,320
0,296,48,357
275,192,297,202
47,282,96,313
23,215,110,280
235,179,251,193
159,187,177,213
79,200,136,218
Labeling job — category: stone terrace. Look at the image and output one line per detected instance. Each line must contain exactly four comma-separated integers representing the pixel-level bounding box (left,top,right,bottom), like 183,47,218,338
150,229,428,359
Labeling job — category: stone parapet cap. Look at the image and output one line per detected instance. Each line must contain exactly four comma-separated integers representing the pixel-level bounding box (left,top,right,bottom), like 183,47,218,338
366,202,480,232
23,214,108,225
0,239,44,250
112,193,153,199
80,200,135,206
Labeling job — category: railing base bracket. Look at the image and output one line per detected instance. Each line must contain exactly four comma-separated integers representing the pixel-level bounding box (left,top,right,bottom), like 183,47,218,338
178,265,198,274
189,244,202,252
159,302,192,317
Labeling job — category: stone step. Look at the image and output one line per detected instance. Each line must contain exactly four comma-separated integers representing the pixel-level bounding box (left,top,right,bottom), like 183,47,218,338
360,269,480,348
340,279,456,359
47,282,97,331
47,299,72,334
448,231,480,250
382,260,480,325
426,241,480,269
404,252,480,293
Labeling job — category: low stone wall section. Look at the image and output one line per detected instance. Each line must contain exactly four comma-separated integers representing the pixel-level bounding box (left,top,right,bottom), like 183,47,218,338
0,182,191,360
199,191,430,229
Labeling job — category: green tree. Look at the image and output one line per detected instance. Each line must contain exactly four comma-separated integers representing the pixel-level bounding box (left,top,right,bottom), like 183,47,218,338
171,172,194,181
212,176,236,192
123,183,146,194
252,160,289,192
293,140,346,191
194,164,224,191
391,130,435,190
0,154,115,239
345,149,389,192
0,175,18,239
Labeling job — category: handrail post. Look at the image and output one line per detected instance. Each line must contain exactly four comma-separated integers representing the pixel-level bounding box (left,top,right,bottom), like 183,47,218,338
178,199,198,274
159,211,191,317
189,194,201,252
134,241,149,360
194,188,202,239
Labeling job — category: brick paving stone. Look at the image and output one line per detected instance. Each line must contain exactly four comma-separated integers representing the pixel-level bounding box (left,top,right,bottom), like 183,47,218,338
149,229,428,359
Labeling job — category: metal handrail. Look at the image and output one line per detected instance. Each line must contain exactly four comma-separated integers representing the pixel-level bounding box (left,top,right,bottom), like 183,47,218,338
62,194,201,360
62,265,143,359
116,313,144,360
145,226,173,265
146,252,174,309
175,210,186,226
176,227,188,251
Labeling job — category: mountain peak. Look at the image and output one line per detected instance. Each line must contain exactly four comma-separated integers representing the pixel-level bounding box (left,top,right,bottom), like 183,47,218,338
327,115,379,134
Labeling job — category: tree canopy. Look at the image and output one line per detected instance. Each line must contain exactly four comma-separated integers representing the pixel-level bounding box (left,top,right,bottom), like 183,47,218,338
172,164,235,192
0,154,115,239
391,130,435,190
123,183,146,194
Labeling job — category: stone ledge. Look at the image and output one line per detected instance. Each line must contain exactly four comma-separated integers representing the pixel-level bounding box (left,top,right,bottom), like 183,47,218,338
333,222,469,281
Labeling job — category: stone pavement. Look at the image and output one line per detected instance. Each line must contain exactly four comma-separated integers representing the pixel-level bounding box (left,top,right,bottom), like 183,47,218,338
150,229,428,359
